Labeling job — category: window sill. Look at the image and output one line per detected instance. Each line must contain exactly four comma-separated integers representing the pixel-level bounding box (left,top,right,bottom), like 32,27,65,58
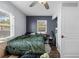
0,41,6,43
0,36,15,43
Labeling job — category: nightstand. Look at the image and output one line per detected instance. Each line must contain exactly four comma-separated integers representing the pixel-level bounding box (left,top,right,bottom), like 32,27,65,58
48,37,53,48
0,41,7,57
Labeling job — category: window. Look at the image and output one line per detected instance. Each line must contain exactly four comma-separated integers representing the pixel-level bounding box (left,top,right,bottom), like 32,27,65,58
0,10,14,39
37,20,47,34
0,16,10,38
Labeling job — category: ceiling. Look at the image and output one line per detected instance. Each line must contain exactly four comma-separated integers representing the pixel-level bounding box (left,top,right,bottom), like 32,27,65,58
11,1,59,16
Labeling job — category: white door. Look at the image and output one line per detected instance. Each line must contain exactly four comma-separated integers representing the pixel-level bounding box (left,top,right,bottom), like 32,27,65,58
61,2,79,58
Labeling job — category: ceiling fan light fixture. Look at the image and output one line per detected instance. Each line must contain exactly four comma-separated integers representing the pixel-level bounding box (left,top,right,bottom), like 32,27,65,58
39,0,47,4
29,0,49,10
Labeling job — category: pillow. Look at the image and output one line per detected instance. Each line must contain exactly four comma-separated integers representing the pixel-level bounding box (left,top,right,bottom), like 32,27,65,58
30,33,35,35
40,53,49,58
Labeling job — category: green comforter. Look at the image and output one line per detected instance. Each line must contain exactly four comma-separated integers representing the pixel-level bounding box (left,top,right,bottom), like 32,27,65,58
6,34,46,55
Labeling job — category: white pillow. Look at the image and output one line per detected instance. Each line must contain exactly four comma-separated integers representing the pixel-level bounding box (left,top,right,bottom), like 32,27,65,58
30,33,35,35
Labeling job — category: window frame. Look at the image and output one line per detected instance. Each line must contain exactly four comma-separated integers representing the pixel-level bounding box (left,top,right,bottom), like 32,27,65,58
0,9,15,40
37,20,47,34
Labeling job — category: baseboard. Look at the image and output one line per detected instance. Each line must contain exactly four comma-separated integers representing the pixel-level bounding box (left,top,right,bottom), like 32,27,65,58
61,54,79,58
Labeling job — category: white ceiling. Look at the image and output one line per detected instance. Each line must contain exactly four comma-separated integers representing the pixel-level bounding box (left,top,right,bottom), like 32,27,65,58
11,1,59,16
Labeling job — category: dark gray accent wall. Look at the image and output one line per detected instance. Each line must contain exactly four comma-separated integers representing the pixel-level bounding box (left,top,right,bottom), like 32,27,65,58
26,16,57,36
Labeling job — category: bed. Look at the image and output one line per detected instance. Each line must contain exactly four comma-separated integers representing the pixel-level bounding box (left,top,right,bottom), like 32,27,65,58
5,34,46,57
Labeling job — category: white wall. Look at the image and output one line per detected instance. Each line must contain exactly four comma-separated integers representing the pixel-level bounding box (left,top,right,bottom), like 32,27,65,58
57,2,62,55
0,1,26,37
53,1,62,56
50,1,62,55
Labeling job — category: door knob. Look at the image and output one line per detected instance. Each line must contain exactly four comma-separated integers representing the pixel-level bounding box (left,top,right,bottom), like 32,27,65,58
61,35,64,38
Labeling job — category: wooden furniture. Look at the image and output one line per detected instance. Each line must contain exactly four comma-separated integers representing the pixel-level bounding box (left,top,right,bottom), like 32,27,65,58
48,37,53,48
44,36,53,48
0,41,7,58
49,46,60,58
0,41,19,58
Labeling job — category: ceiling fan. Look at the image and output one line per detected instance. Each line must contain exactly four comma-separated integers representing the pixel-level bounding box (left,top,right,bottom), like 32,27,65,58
29,0,49,9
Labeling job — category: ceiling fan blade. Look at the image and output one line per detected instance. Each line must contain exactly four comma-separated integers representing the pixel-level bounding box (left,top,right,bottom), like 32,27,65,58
44,2,49,9
29,1,38,7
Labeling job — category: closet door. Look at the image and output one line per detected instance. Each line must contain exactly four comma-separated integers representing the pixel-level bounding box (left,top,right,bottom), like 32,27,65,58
61,2,79,57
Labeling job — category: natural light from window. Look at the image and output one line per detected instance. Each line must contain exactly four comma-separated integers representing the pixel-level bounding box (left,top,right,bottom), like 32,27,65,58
0,9,14,40
37,20,47,34
0,16,10,38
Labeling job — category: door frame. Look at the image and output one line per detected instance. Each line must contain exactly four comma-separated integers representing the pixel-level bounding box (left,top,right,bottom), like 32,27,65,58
56,1,62,57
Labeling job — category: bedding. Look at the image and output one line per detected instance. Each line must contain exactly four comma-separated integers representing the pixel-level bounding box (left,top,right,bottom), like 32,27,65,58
20,52,42,58
5,34,46,56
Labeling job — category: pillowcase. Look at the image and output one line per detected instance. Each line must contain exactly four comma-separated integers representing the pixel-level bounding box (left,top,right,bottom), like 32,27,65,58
30,33,36,35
